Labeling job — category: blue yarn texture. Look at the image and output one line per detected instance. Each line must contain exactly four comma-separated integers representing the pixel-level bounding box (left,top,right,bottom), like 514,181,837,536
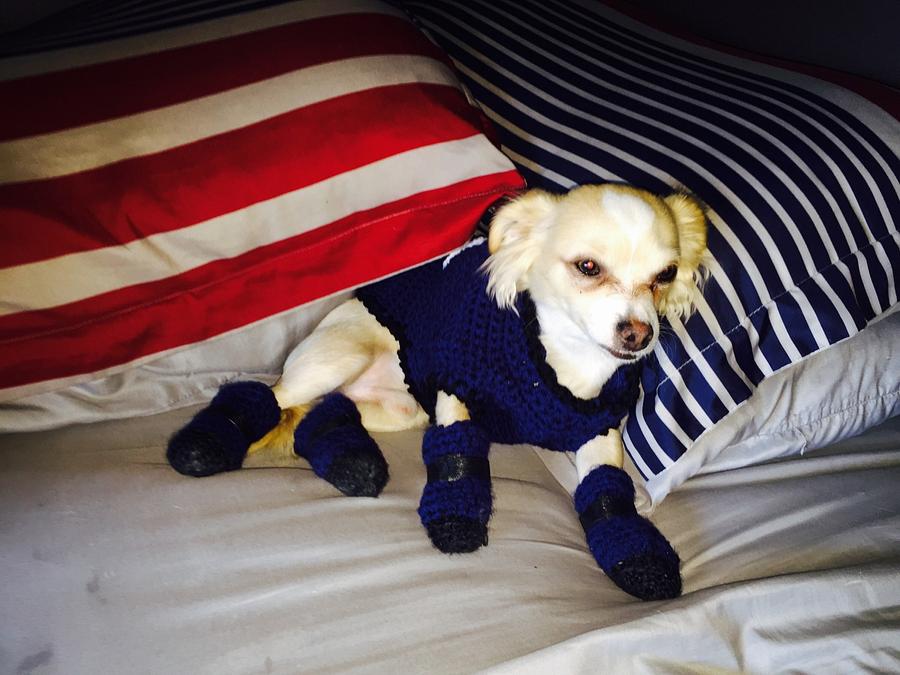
293,392,376,478
292,392,388,497
573,464,636,514
356,241,640,453
211,380,281,440
421,420,489,464
167,381,279,476
418,421,492,527
574,466,680,596
167,244,677,596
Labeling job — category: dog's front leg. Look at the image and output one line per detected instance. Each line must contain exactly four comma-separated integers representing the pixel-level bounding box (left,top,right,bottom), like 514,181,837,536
575,428,626,479
573,429,682,600
417,392,492,554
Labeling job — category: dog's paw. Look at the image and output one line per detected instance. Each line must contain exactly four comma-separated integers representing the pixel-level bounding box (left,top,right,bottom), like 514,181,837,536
418,475,492,554
294,393,389,497
417,422,493,554
324,444,389,497
166,382,280,477
167,407,247,477
583,512,682,600
575,465,682,600
608,549,682,601
425,515,488,553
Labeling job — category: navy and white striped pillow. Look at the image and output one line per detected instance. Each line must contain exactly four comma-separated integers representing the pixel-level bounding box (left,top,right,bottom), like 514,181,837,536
402,0,899,499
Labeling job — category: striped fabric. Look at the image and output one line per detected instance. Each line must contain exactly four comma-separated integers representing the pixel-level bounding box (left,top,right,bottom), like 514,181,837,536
0,0,523,401
402,1,900,485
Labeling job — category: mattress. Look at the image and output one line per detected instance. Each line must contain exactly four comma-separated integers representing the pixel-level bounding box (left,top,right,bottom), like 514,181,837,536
1,411,898,674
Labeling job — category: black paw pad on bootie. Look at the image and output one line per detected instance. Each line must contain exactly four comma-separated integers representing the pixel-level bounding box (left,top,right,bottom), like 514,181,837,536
324,444,389,497
608,551,682,601
294,393,389,497
424,515,489,553
167,381,280,477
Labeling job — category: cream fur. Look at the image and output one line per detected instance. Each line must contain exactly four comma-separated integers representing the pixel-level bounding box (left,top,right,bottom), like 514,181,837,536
435,391,471,427
575,428,626,479
485,184,708,398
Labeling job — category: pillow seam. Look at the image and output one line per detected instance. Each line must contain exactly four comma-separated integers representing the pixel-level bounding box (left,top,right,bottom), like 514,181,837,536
757,388,899,439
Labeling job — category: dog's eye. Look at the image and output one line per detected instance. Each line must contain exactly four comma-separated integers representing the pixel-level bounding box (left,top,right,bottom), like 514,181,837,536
575,259,602,277
655,265,678,284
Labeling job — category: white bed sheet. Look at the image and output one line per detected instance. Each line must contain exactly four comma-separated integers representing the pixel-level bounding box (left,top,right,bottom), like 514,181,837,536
1,410,898,674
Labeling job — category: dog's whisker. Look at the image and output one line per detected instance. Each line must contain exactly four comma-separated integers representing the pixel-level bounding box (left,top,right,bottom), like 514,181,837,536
658,325,677,340
654,330,682,361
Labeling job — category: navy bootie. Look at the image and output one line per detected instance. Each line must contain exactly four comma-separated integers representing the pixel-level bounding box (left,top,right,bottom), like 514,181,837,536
418,421,492,553
293,393,388,497
575,465,681,600
167,381,281,477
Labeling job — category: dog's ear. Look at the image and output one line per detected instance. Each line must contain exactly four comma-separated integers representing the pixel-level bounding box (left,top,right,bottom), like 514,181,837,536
484,190,557,310
661,192,710,320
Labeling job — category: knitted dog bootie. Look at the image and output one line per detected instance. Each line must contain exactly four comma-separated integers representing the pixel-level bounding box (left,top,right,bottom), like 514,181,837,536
418,421,492,554
293,392,388,497
167,381,281,477
575,465,681,600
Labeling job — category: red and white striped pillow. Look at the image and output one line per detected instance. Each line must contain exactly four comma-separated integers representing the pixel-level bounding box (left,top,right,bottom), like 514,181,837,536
0,0,523,401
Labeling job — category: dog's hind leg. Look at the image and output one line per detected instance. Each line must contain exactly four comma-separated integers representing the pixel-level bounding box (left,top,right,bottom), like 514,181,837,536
167,380,282,477
167,299,397,481
271,299,392,410
269,298,425,496
245,298,399,465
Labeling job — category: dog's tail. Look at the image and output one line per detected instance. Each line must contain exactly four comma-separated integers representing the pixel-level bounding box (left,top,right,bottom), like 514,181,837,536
248,404,310,462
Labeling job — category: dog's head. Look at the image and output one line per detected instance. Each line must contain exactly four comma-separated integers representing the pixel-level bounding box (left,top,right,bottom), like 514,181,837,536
485,184,709,363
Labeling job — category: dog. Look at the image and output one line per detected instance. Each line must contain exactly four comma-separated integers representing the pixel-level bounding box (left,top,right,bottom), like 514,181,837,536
167,183,708,600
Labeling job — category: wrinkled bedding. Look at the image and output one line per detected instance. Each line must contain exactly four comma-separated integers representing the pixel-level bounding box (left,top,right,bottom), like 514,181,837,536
2,411,897,674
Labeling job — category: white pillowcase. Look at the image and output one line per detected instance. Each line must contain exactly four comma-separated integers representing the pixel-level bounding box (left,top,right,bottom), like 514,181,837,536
0,294,348,433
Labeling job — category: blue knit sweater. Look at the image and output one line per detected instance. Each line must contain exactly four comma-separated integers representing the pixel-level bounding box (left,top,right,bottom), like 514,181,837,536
356,242,640,452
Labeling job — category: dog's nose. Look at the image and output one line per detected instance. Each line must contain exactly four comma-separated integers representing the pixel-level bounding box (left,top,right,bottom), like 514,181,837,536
616,319,653,352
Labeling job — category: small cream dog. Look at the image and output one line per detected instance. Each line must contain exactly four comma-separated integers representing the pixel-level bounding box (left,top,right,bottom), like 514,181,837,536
168,183,708,600
267,183,706,458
